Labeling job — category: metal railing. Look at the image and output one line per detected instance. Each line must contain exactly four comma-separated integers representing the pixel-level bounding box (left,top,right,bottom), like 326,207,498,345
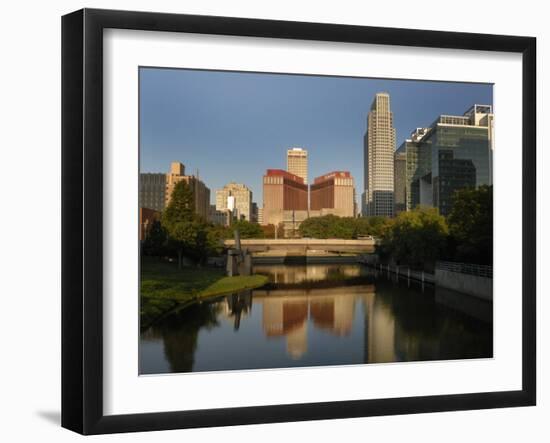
436,261,493,278
360,260,435,284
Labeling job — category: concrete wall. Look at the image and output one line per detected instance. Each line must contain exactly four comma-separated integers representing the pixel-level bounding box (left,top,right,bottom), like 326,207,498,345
435,269,492,301
435,286,492,323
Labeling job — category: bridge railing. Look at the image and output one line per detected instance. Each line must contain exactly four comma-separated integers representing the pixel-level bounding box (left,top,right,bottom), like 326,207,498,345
436,261,493,279
223,238,376,246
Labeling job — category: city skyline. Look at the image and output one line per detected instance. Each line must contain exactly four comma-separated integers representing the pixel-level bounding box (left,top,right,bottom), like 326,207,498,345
140,67,493,205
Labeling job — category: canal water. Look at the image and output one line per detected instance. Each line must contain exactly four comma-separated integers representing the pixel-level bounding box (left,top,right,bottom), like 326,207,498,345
139,263,493,374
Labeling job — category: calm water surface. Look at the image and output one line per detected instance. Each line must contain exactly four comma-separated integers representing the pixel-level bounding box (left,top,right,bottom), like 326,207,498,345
140,263,493,374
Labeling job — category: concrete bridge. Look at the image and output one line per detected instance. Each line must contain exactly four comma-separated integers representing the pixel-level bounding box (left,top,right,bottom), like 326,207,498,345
223,238,376,256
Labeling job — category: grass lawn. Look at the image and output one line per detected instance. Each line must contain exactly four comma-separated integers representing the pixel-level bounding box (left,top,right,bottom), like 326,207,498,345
140,258,268,328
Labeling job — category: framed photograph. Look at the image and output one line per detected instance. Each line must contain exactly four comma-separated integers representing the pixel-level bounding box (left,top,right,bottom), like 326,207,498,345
61,8,536,435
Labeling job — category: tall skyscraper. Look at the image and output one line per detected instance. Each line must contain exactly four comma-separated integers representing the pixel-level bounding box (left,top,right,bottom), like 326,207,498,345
215,182,253,221
310,171,356,218
287,147,308,184
362,92,396,217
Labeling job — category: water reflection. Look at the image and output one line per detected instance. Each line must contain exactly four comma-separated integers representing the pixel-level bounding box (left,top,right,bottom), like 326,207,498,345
223,290,253,331
140,264,493,374
254,263,366,285
140,302,220,373
259,288,362,359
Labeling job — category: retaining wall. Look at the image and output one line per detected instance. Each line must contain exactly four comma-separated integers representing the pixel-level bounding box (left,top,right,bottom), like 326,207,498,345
434,269,493,301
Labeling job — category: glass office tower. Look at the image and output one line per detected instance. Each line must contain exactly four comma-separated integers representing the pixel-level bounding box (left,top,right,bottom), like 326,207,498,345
403,105,493,216
399,128,432,211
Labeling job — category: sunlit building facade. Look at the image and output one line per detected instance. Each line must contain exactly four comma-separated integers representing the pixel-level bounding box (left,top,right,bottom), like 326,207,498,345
286,147,308,184
310,171,355,218
262,169,308,227
362,92,396,217
215,182,253,222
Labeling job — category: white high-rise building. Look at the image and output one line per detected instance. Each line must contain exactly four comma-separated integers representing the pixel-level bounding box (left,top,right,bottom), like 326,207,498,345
287,147,308,184
362,93,396,217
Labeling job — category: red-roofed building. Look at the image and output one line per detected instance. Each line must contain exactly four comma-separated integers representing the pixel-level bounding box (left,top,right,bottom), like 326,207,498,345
265,169,305,184
262,169,308,227
310,171,355,217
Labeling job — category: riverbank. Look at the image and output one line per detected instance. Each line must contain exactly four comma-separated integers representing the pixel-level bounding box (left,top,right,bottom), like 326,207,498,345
140,259,268,328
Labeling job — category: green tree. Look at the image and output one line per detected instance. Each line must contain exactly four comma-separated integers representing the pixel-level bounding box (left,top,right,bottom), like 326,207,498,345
447,185,493,265
298,214,391,239
355,216,392,238
142,220,167,257
205,223,227,256
381,206,448,270
366,216,392,237
162,181,203,268
299,214,342,238
227,220,265,239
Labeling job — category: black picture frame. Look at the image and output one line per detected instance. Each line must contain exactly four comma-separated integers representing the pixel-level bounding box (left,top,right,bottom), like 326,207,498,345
61,8,536,435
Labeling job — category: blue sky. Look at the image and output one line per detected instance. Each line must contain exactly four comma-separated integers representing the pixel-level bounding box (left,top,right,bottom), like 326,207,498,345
139,67,492,205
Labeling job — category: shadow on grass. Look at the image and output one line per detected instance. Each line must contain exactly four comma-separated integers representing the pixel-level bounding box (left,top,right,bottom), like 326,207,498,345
140,257,267,329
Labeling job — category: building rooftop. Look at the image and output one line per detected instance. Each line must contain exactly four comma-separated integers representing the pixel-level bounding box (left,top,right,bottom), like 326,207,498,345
265,169,305,183
429,104,493,130
313,171,351,184
464,104,493,117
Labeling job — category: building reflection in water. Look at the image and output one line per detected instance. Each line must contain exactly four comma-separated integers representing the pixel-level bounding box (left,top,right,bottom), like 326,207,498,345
220,290,253,330
140,264,493,374
254,264,364,285
363,292,396,363
256,285,371,359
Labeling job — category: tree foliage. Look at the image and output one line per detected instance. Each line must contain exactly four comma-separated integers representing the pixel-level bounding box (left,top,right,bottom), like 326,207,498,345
298,214,391,239
205,223,227,256
162,180,195,226
355,216,393,238
142,220,167,257
162,181,206,267
447,185,493,265
381,206,448,269
260,223,284,239
298,215,352,239
160,182,272,264
225,219,265,239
